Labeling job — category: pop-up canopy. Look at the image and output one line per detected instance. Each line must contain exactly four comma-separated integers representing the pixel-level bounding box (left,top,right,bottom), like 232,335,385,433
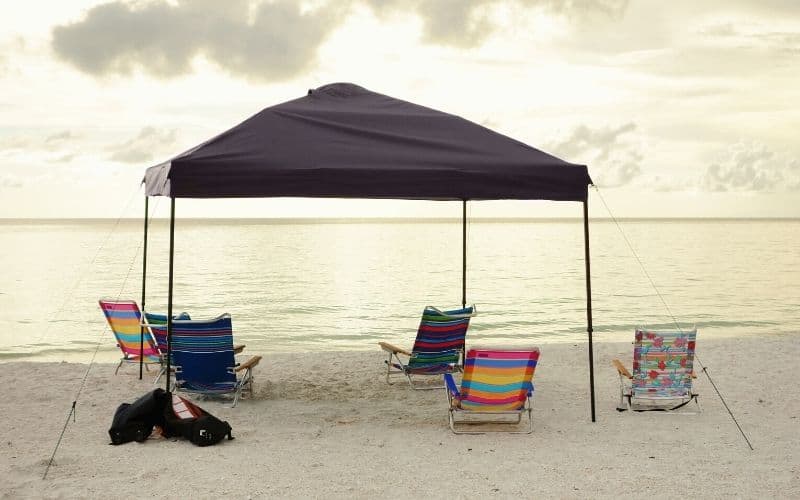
142,83,598,421
145,83,591,201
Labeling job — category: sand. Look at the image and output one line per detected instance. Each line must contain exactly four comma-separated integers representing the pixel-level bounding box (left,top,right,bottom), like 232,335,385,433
2,335,798,499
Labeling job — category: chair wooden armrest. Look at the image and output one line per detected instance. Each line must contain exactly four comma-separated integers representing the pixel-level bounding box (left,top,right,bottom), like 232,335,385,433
378,342,411,357
612,359,632,379
235,355,262,372
233,344,245,354
691,371,697,379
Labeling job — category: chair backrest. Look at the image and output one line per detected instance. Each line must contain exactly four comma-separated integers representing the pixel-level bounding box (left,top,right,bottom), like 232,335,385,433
632,329,697,398
459,347,540,411
170,314,237,389
98,299,161,361
409,306,474,367
144,311,191,354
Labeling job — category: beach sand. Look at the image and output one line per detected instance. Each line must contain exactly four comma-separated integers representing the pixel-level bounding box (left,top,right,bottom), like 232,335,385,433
2,335,798,498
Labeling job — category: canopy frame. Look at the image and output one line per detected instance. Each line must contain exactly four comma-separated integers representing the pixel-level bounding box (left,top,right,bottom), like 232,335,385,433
138,83,596,421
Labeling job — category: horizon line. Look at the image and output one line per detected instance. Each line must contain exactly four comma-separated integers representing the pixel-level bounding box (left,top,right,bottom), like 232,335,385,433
1,216,798,224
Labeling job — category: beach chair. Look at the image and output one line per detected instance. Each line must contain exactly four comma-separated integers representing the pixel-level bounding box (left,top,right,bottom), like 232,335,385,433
444,346,540,434
612,328,699,412
379,305,476,389
98,299,164,378
170,314,261,407
145,312,246,357
142,311,191,355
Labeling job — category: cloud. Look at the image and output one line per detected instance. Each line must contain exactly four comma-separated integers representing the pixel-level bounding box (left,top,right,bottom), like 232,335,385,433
702,142,800,192
43,130,80,152
700,21,800,54
51,0,631,81
546,122,642,188
52,0,344,82
0,135,31,152
108,127,177,164
363,0,629,48
0,174,24,189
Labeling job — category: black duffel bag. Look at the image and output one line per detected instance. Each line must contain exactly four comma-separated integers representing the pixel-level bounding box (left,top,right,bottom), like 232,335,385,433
161,393,234,446
108,388,169,445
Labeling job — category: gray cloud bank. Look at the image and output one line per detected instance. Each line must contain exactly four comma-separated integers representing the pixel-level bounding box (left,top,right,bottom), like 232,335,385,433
51,0,628,80
702,143,800,192
52,0,342,81
108,127,177,164
548,122,642,188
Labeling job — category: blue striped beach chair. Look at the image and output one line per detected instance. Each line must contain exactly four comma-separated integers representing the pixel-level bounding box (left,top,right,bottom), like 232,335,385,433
379,305,476,389
145,311,245,358
171,314,262,407
444,346,540,434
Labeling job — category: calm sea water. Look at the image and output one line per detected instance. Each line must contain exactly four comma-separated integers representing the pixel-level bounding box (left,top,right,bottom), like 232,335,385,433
0,218,797,362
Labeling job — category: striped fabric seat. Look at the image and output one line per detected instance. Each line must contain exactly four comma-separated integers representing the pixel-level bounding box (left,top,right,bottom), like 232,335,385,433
613,328,699,411
98,299,162,375
379,305,475,389
444,347,540,433
170,314,261,407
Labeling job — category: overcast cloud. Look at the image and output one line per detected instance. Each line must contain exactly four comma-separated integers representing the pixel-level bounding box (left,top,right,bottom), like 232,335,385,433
51,0,633,79
52,0,343,81
1,1,796,217
702,143,800,192
108,127,178,164
547,123,643,188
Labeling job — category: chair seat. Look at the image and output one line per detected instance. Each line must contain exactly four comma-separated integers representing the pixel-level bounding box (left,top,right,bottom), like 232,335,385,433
178,380,238,393
393,362,454,375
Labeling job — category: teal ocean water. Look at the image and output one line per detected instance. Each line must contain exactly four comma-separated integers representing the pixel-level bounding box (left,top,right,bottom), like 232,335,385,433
0,218,797,362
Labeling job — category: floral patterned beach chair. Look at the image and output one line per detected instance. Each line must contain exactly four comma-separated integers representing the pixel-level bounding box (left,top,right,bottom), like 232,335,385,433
613,328,699,411
379,305,476,390
444,346,540,434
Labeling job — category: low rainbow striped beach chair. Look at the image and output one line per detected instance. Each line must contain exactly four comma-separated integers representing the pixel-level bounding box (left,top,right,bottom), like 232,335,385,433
379,305,476,389
171,314,261,408
612,328,699,411
444,346,540,434
99,299,164,378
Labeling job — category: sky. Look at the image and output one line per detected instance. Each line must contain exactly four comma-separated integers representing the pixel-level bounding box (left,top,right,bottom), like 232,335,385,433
1,0,799,219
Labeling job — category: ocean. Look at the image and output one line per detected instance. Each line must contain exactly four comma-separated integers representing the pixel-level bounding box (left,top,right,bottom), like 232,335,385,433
0,218,797,363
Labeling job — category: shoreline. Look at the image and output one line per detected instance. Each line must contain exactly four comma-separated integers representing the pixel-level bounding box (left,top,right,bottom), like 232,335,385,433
2,329,795,365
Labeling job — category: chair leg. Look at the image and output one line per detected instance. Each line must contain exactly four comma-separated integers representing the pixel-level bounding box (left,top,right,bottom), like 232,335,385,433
616,375,630,412
153,366,166,386
384,355,395,385
115,360,123,375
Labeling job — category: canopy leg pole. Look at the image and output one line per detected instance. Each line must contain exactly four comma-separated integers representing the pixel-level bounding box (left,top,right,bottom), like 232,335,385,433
583,199,596,422
165,197,175,393
139,196,149,380
462,199,467,308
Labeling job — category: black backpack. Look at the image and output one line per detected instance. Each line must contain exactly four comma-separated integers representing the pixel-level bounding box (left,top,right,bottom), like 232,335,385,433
161,393,234,447
108,388,169,445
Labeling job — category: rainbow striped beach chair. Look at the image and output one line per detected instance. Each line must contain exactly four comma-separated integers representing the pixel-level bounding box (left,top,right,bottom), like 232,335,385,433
379,305,476,389
612,328,699,411
171,314,261,407
444,346,540,434
99,299,165,379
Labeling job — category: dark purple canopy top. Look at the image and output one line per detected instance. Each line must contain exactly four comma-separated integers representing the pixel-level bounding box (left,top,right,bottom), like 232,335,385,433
144,83,592,202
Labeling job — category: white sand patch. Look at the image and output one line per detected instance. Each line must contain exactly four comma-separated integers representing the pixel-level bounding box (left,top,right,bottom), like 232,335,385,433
2,335,798,498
